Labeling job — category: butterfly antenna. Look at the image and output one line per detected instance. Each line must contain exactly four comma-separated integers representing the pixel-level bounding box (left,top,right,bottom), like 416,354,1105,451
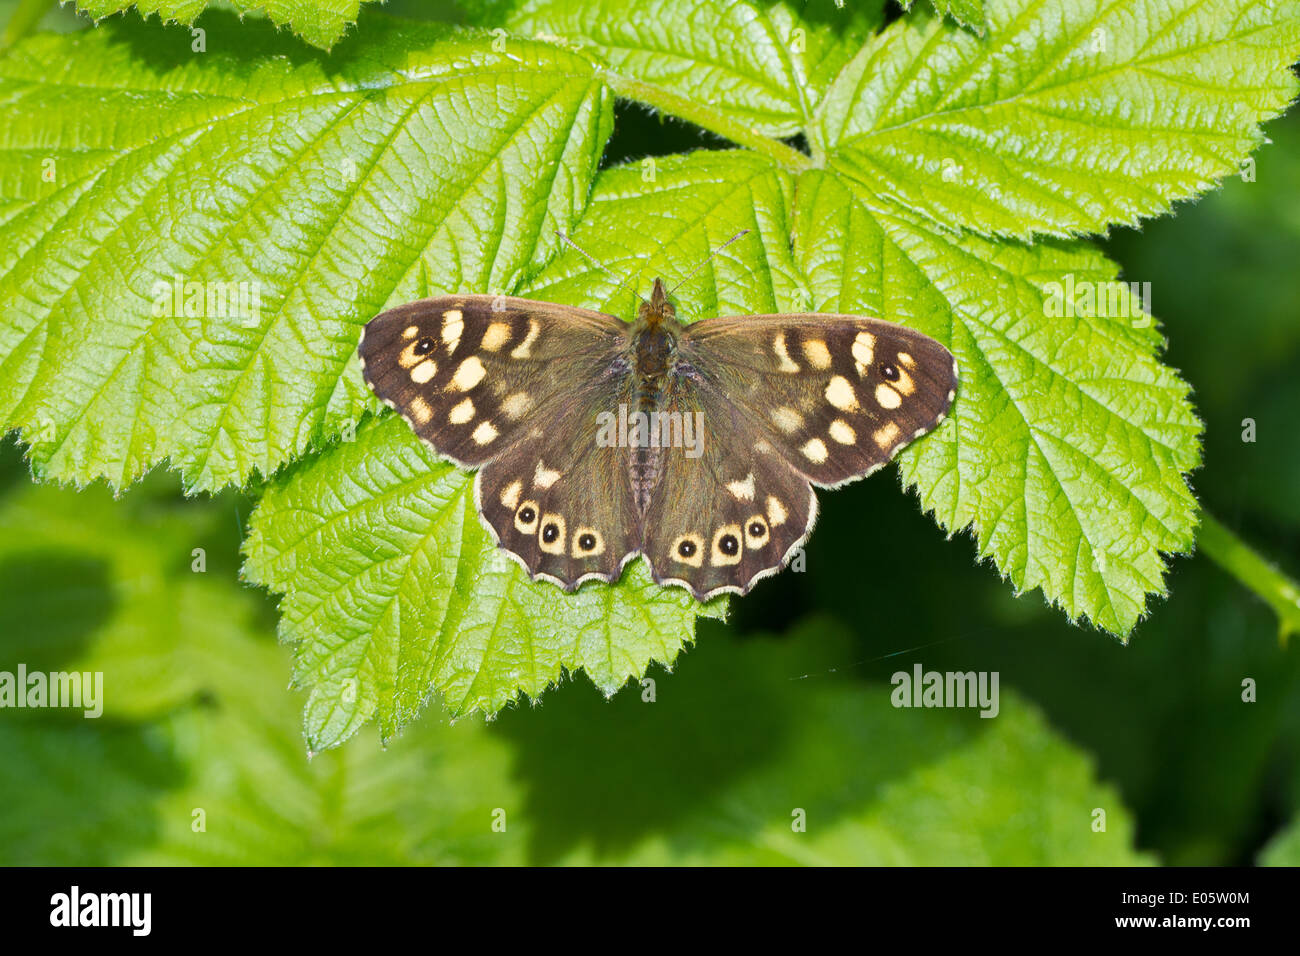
555,230,648,304
666,229,751,299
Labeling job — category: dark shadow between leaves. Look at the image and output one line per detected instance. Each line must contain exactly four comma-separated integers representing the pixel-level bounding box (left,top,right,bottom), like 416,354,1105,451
0,552,116,672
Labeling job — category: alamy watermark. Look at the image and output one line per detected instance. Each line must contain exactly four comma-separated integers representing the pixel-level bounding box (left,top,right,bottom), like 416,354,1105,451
0,665,102,718
150,274,262,326
891,663,999,718
595,404,705,458
1041,273,1151,325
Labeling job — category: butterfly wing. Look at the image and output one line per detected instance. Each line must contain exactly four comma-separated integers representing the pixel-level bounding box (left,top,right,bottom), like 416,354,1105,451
473,376,642,589
679,314,958,486
640,378,818,598
641,314,957,599
359,295,627,467
361,295,641,588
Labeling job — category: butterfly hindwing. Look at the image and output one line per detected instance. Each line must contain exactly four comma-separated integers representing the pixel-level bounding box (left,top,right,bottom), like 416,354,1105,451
474,375,641,589
678,314,958,487
640,378,817,598
359,295,626,467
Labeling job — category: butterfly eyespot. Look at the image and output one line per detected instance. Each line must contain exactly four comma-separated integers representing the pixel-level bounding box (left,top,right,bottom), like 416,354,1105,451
749,521,766,538
542,523,560,544
678,540,696,558
414,337,435,356
879,362,900,382
579,533,596,550
720,535,739,555
514,501,540,535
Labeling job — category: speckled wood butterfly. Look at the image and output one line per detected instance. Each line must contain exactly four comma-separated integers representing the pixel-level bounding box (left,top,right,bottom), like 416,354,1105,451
359,279,957,600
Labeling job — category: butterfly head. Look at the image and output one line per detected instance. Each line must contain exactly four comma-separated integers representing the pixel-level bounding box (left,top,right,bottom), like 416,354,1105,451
637,277,677,330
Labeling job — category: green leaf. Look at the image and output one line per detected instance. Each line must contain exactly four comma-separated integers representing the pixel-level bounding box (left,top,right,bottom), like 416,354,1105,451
792,170,1201,635
0,13,612,491
72,0,375,49
901,0,986,34
243,414,722,749
818,0,1300,239
1,0,55,49
1260,813,1300,866
508,0,885,139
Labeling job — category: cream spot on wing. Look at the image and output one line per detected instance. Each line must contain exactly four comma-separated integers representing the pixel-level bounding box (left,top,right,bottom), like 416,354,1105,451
853,331,876,376
451,356,486,391
873,422,901,449
772,332,800,372
766,495,788,527
410,359,437,384
533,461,561,489
852,331,875,368
828,419,856,444
754,439,774,454
671,533,705,568
502,391,532,420
825,375,858,411
441,309,464,354
801,437,828,464
500,479,522,511
898,351,916,369
771,406,802,433
399,340,425,368
727,472,756,501
802,338,832,369
710,524,744,567
402,325,419,339
409,397,432,424
472,421,498,445
893,367,916,396
511,319,540,358
875,383,902,409
448,397,475,424
481,322,511,351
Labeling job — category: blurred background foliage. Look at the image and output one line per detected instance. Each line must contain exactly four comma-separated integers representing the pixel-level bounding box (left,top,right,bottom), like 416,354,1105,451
0,0,1297,866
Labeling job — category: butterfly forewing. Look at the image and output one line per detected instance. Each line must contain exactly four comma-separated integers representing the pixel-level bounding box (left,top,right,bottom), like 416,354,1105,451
361,294,642,589
359,295,626,467
679,314,958,487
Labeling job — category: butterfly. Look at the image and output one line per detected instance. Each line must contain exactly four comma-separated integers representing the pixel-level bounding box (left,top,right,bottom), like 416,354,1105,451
358,279,957,601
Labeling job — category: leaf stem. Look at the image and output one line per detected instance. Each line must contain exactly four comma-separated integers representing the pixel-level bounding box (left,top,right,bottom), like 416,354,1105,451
1197,511,1300,642
599,69,812,172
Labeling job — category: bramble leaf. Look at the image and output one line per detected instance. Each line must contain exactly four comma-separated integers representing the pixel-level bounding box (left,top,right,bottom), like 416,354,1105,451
816,0,1300,238
0,13,612,491
508,0,885,138
793,170,1201,634
72,0,376,49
